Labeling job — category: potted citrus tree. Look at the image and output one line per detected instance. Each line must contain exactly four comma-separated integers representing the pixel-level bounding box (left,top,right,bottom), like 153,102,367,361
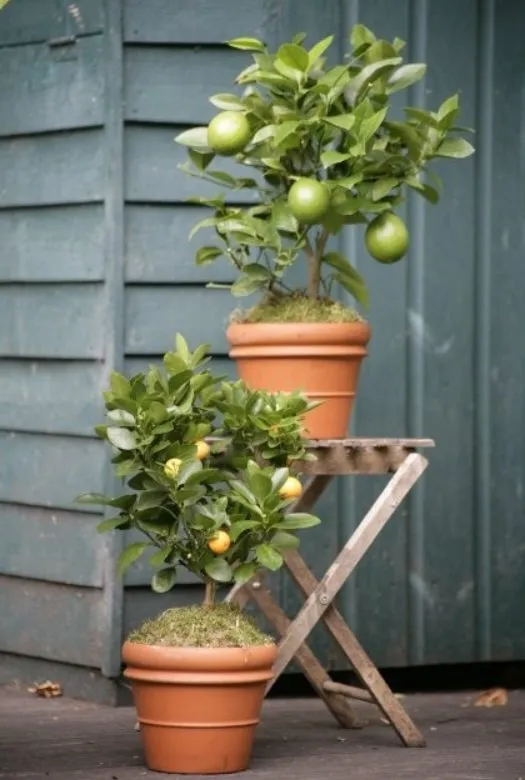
175,24,474,438
77,335,319,775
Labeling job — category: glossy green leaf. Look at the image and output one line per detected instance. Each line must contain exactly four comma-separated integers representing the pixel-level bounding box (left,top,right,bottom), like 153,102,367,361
323,114,355,131
233,562,258,585
205,558,233,583
227,37,265,52
277,513,321,530
209,93,245,111
271,531,300,550
96,516,131,533
151,568,177,593
321,150,352,168
435,137,475,159
196,246,222,266
387,63,427,93
256,544,283,571
307,35,334,68
106,409,135,426
174,126,210,149
277,43,309,73
107,427,137,450
117,542,148,576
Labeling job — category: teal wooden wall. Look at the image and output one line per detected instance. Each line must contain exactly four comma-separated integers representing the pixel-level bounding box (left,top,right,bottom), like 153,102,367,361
1,0,524,702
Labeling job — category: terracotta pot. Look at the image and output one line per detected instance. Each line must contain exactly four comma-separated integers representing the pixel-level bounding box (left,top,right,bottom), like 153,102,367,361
122,641,277,775
226,321,371,440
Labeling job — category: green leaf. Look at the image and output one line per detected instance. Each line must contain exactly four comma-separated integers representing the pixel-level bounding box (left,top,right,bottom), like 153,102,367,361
271,467,289,492
205,558,233,583
136,490,166,511
406,177,440,204
350,58,401,99
435,137,475,159
189,149,214,171
276,43,309,73
323,114,355,131
321,150,352,168
210,93,245,110
437,93,459,121
149,547,173,567
151,568,177,594
227,37,265,52
350,24,376,50
387,63,426,93
251,124,276,145
174,126,210,149
230,275,264,297
76,492,114,506
234,562,258,585
277,513,321,530
242,264,272,281
308,35,334,68
117,542,148,576
372,177,399,201
359,107,388,141
177,459,202,485
196,246,222,266
107,426,137,451
274,120,299,147
271,531,300,551
249,472,272,501
189,216,220,241
335,271,369,308
336,174,364,190
230,520,259,541
256,544,283,571
110,371,132,397
106,409,135,426
96,516,130,533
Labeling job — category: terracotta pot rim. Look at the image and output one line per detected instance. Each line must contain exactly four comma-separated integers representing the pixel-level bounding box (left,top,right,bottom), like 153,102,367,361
122,640,277,672
227,320,371,348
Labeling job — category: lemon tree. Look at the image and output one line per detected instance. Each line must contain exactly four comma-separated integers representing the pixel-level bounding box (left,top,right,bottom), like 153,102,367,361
77,335,320,606
175,24,474,316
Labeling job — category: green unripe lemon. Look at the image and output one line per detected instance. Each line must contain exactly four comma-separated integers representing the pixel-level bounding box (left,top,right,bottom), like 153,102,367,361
288,178,330,225
364,213,409,264
207,111,251,156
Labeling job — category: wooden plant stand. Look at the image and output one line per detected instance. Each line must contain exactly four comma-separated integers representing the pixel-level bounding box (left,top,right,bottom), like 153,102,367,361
226,438,435,748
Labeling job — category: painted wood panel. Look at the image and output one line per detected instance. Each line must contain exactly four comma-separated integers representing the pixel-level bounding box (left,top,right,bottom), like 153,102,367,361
0,129,104,207
125,125,259,204
0,360,104,435
0,575,104,667
0,504,103,587
123,0,273,44
124,286,253,355
0,432,105,510
125,205,235,284
0,205,105,282
0,284,105,359
0,0,103,46
123,585,206,637
0,36,104,137
124,46,243,125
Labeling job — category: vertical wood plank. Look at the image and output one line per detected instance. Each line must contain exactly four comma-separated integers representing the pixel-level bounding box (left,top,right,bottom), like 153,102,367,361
99,0,126,679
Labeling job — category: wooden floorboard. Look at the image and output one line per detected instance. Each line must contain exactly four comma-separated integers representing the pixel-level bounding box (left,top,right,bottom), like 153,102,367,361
1,687,524,779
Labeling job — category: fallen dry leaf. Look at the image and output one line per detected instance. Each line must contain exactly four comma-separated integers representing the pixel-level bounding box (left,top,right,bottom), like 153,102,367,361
473,687,508,708
28,680,63,699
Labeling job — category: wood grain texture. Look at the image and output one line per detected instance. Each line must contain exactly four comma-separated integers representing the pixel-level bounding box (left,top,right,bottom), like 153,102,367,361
0,36,104,137
0,432,105,510
0,129,104,207
125,205,236,284
0,575,104,667
0,284,105,359
0,205,105,282
123,0,273,44
0,504,103,587
0,360,104,435
124,46,243,124
125,125,260,204
0,0,103,46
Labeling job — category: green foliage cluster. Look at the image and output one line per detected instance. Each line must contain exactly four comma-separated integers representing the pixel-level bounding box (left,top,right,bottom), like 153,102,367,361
176,24,474,313
77,336,319,595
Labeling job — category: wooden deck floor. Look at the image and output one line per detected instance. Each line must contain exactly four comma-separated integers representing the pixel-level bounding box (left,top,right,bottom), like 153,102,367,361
0,686,524,779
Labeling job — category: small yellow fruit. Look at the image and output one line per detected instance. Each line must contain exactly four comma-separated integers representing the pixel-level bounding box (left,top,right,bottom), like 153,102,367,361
163,458,182,479
208,530,231,554
195,440,210,460
279,476,303,499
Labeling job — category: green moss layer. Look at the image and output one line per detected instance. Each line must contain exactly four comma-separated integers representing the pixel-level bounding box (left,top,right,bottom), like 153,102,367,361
232,293,364,324
128,604,273,648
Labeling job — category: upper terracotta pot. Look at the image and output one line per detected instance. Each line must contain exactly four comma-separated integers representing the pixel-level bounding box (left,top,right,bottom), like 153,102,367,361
227,321,371,440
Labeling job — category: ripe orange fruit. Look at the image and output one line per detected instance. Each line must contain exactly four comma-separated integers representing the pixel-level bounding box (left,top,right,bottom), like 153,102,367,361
207,111,251,156
195,440,210,460
364,212,409,263
288,178,330,225
163,458,182,479
279,476,303,500
208,530,231,554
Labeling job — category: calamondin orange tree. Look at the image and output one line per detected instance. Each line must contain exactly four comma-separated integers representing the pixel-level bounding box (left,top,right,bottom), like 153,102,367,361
176,24,474,316
77,336,318,607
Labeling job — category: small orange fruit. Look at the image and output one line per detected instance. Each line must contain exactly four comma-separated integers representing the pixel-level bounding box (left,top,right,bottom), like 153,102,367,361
195,440,210,460
279,476,303,499
163,458,182,479
208,530,231,554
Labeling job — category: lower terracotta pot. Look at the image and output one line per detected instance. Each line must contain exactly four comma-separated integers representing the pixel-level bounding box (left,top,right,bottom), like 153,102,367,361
226,321,371,440
122,641,277,775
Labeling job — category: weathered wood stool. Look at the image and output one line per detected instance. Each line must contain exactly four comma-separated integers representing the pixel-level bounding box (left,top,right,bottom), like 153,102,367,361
226,438,435,747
